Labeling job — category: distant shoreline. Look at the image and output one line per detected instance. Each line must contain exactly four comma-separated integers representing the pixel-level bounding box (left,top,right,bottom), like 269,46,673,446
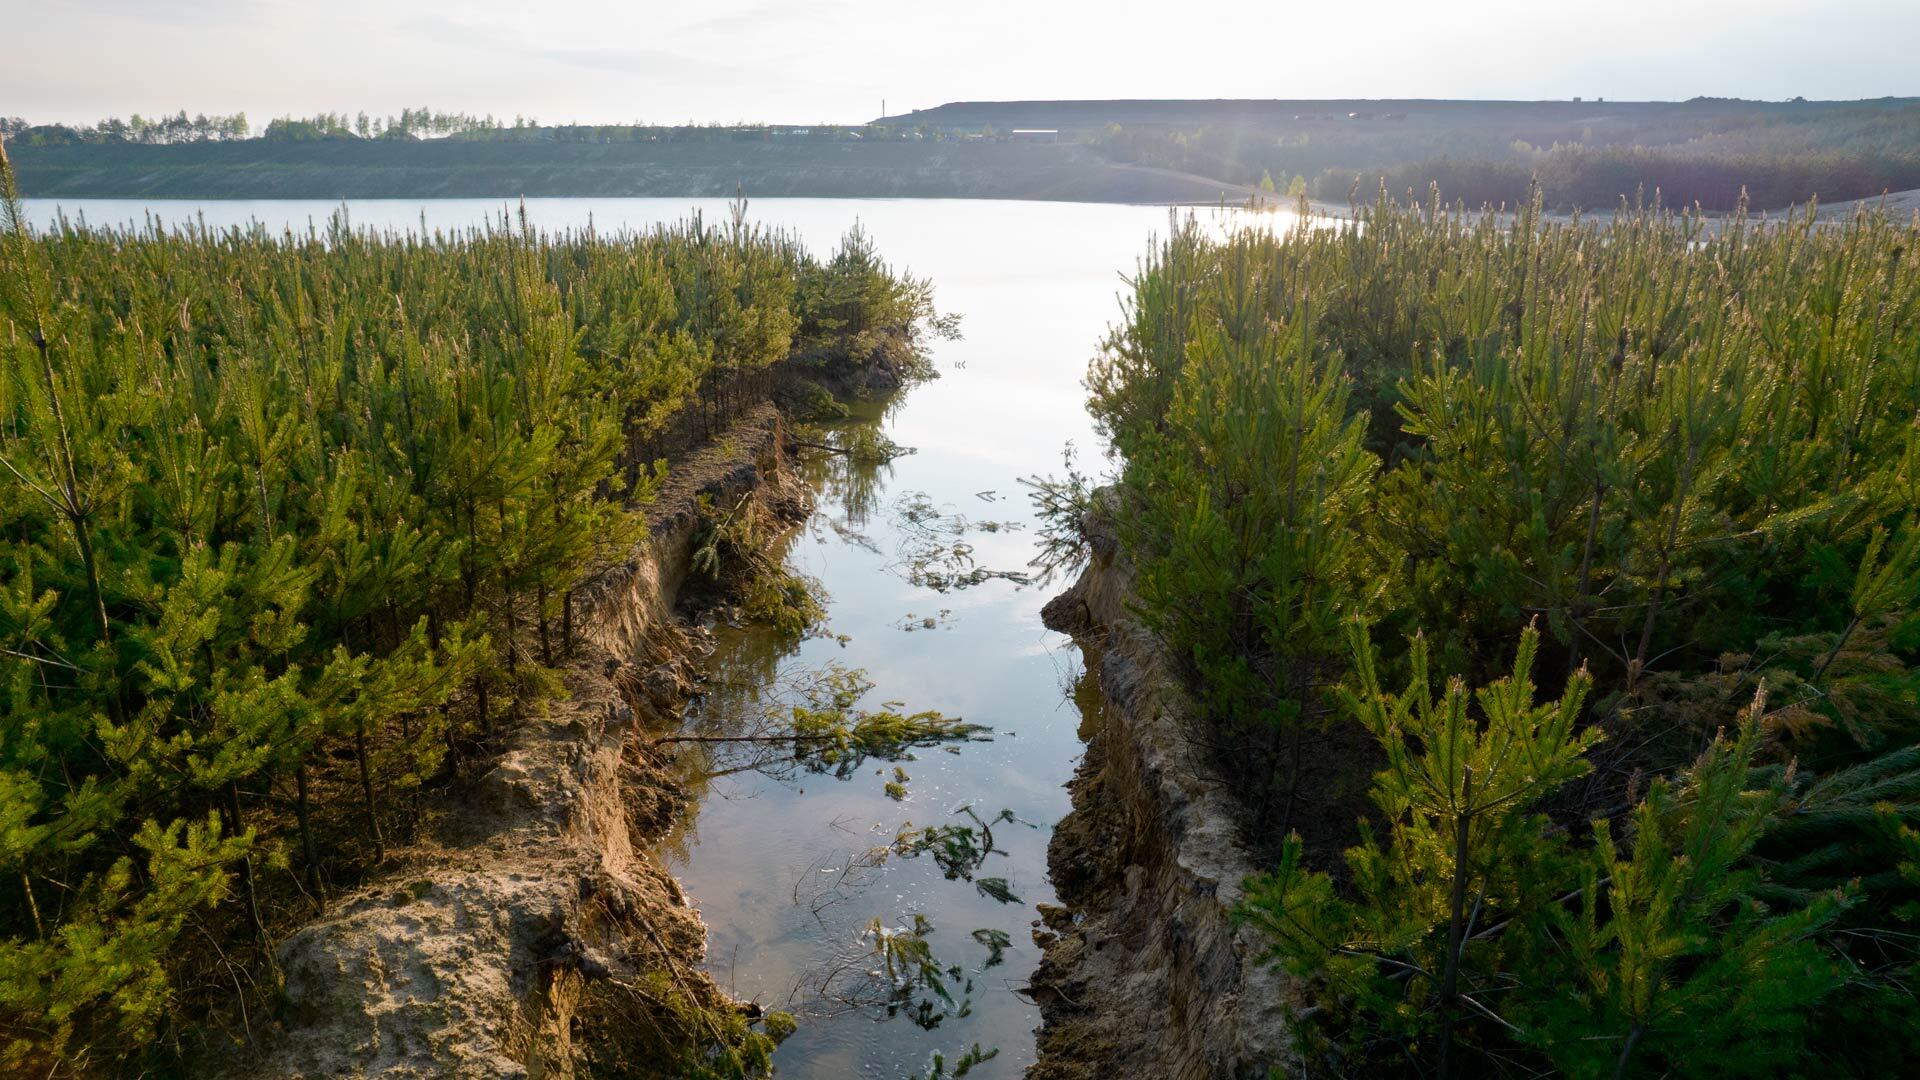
15,138,1915,220
5,140,1254,205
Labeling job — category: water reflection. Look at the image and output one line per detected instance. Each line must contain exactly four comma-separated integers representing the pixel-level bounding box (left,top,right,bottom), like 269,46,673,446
659,384,1074,1076
810,398,907,529
662,393,1045,1061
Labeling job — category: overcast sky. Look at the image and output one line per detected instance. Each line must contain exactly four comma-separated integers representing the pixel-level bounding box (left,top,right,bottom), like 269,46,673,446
8,0,1917,126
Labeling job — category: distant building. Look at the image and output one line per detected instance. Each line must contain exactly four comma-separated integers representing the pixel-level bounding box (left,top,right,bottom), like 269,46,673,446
1009,128,1059,143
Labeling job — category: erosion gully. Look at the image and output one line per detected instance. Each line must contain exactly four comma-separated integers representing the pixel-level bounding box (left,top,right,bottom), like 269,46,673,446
25,195,1294,1077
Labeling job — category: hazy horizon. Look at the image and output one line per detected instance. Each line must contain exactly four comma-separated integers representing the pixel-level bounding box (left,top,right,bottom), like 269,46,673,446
9,0,1918,128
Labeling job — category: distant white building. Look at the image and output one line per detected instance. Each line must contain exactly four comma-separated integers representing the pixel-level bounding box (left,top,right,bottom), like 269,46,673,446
1009,129,1059,143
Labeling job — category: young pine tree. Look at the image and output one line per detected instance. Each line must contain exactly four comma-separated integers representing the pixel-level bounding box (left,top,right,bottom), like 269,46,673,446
1243,628,1855,1077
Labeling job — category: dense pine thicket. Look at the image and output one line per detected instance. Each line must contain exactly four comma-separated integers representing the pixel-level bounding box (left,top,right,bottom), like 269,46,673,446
0,142,940,1074
1087,195,1920,1075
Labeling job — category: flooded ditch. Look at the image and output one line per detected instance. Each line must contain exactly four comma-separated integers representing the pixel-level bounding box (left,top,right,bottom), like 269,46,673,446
652,201,1292,1077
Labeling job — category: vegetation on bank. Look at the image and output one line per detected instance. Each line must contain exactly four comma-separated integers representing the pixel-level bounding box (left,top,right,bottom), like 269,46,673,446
1334,144,1920,214
1071,192,1920,1074
3,138,1218,203
1091,100,1920,209
0,139,943,1076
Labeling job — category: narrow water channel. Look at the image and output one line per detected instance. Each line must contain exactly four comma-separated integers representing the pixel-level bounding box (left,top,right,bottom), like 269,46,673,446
24,195,1295,1077
650,200,1287,1078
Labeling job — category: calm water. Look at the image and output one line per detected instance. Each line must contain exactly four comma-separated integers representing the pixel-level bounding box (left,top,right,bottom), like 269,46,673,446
22,196,1304,1077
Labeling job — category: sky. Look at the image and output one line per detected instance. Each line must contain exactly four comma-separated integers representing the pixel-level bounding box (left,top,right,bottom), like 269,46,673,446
7,0,1918,126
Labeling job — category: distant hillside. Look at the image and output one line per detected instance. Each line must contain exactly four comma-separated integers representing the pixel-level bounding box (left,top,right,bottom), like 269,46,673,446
876,97,1920,134
876,98,1920,211
6,138,1248,203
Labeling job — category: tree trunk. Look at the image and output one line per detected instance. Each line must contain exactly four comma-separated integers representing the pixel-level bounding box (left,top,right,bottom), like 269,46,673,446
225,782,269,950
354,719,386,863
70,514,111,644
537,583,553,667
20,872,43,938
1567,483,1605,678
30,327,111,644
1613,1022,1647,1080
1438,766,1474,1080
1812,613,1863,685
295,763,327,907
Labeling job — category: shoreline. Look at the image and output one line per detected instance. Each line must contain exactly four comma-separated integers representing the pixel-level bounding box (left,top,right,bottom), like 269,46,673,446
4,141,1251,205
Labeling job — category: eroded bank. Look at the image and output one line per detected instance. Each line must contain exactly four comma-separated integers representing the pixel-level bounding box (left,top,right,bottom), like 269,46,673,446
1027,503,1298,1080
253,405,810,1079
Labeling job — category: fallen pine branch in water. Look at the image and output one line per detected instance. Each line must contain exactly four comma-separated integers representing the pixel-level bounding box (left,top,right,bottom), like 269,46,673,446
652,731,853,745
652,713,990,751
653,665,990,803
789,438,856,456
791,426,916,465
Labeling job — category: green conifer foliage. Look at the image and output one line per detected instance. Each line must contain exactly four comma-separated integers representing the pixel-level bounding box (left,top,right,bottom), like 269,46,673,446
1090,189,1920,1070
0,141,941,1072
1245,636,1852,1076
1243,626,1599,1071
1535,701,1850,1077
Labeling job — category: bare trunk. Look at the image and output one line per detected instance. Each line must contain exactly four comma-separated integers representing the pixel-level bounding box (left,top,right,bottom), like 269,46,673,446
1612,1023,1647,1080
1812,613,1863,685
295,763,327,907
20,872,43,938
537,583,553,667
225,782,269,949
31,330,113,645
1437,766,1474,1080
354,719,386,863
1567,483,1605,678
70,515,110,644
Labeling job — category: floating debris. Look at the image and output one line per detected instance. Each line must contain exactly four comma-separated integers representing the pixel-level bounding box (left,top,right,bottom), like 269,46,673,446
890,491,1031,592
897,608,955,632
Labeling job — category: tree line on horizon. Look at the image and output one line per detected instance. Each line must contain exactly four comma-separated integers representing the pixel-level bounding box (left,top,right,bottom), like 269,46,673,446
0,109,938,149
1,109,524,146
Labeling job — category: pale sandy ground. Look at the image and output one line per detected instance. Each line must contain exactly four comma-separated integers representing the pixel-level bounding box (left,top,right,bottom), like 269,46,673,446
1811,187,1920,221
